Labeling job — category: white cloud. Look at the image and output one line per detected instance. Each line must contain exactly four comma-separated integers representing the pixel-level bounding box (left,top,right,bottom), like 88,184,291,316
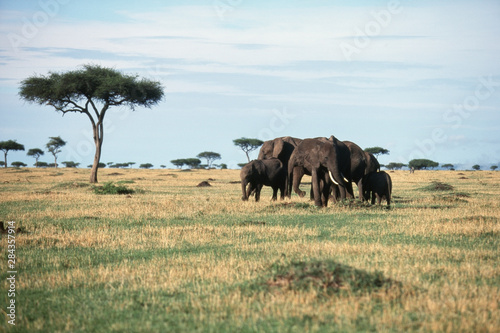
1,1,499,167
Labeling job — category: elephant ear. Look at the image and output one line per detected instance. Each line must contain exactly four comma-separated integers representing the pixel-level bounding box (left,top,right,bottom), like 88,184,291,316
272,138,285,159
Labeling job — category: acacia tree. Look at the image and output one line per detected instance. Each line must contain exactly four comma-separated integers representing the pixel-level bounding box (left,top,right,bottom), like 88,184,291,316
408,159,439,170
19,64,164,183
46,136,66,168
197,151,221,169
233,137,264,162
364,147,390,158
27,148,44,167
0,140,25,168
442,163,454,170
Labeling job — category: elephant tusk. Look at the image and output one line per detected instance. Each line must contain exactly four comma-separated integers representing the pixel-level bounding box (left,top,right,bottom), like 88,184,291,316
342,174,348,183
329,171,339,185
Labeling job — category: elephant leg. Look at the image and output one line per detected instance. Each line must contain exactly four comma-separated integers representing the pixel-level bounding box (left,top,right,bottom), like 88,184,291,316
246,182,254,199
255,184,263,202
293,166,306,197
371,191,376,205
271,186,278,201
241,180,249,201
311,169,323,207
376,193,382,205
279,182,286,200
330,184,338,203
386,192,391,207
346,181,355,199
357,179,364,201
321,177,331,207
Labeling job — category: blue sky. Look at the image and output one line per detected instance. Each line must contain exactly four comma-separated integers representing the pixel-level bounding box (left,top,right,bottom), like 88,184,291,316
1,0,499,169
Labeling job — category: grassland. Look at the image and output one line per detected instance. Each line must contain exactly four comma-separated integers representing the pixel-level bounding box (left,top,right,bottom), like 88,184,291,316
0,167,499,332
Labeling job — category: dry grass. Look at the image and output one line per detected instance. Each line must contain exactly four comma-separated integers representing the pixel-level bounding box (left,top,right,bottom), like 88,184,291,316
0,167,499,332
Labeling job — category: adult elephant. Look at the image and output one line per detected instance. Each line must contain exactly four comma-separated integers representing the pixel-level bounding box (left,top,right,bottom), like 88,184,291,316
333,142,381,201
343,141,366,200
288,137,350,207
258,136,302,196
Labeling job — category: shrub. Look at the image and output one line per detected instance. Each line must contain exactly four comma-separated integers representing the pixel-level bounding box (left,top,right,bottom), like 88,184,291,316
93,182,135,195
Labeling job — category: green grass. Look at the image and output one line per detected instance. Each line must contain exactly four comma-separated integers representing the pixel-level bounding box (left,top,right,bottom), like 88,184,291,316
0,168,499,332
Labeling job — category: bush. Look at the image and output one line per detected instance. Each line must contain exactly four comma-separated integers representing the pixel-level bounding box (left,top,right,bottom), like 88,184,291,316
93,182,135,195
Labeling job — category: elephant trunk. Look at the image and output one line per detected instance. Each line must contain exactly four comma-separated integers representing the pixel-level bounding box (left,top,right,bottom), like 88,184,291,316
327,158,347,191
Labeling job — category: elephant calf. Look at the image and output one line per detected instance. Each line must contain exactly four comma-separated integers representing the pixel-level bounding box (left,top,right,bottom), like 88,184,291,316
362,171,392,207
240,158,285,202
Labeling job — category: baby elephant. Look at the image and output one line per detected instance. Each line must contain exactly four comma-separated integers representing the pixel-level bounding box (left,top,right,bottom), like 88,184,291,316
362,171,392,207
240,158,286,202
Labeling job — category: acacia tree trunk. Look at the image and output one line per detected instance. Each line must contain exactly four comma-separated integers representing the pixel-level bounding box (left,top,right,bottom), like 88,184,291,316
90,121,104,184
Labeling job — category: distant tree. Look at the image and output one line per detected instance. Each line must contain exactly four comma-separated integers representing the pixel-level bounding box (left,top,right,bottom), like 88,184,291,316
109,163,131,168
219,163,228,169
442,163,454,170
233,137,264,162
197,151,221,169
62,161,80,168
37,161,48,168
46,136,66,168
160,165,166,169
0,162,4,167
408,159,439,170
491,165,498,171
364,147,390,158
140,163,153,169
171,159,185,169
88,163,106,168
385,162,406,170
19,64,164,183
184,158,201,169
472,164,481,171
237,163,248,168
27,148,45,168
127,162,136,168
0,140,25,168
11,161,27,168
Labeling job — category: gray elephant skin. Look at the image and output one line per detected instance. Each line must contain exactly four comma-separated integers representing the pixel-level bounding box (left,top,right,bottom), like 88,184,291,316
258,136,302,196
240,158,286,202
342,141,380,201
288,137,350,207
362,171,392,207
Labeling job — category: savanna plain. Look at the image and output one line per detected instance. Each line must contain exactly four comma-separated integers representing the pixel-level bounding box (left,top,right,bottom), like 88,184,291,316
0,167,499,332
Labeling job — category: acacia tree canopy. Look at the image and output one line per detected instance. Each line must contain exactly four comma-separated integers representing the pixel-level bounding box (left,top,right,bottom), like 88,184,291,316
0,140,25,168
19,64,164,183
197,151,221,169
364,147,390,157
27,148,45,168
46,136,66,168
408,159,439,170
233,137,264,162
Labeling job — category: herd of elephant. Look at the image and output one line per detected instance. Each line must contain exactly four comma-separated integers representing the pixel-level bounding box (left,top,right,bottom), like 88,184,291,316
240,136,392,207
